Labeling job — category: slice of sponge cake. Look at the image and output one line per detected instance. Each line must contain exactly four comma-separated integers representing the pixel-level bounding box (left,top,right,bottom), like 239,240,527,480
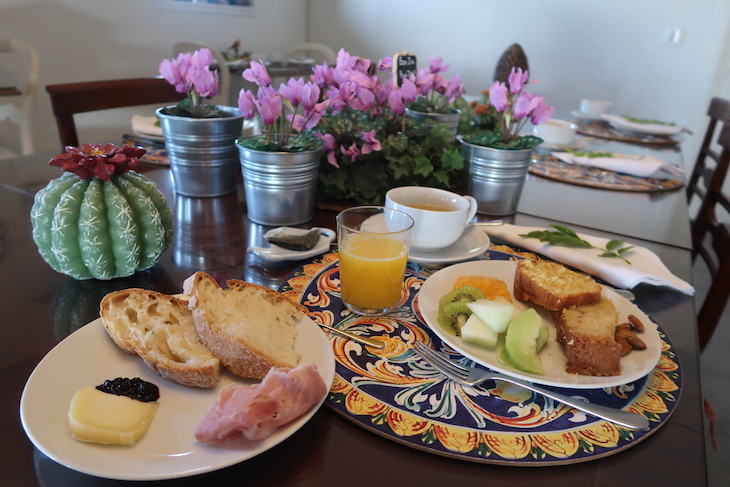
514,259,602,311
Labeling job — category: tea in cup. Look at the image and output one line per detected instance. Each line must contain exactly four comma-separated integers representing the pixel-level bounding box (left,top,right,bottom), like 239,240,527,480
384,186,478,252
337,206,414,316
579,99,613,118
533,118,577,146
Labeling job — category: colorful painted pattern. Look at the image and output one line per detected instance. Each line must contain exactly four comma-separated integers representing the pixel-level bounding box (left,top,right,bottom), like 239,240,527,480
280,251,681,465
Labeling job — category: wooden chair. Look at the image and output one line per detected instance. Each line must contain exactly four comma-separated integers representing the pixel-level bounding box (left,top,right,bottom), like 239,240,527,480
46,77,185,149
286,42,336,65
691,122,730,351
686,97,730,211
0,38,40,158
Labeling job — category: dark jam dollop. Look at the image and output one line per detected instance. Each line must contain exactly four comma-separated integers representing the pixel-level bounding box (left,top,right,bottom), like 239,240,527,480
96,377,160,402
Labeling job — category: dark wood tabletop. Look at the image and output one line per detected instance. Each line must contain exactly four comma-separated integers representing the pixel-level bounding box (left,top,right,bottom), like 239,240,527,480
0,146,707,486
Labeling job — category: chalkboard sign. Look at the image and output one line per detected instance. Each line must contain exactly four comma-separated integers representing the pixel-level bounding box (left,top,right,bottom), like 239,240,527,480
393,52,417,87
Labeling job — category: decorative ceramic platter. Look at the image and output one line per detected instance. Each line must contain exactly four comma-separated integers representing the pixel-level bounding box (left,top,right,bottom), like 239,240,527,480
280,250,682,466
20,317,335,480
530,153,683,192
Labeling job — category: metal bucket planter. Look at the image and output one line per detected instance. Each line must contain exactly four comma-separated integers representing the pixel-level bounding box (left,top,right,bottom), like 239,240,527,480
406,108,461,140
156,106,244,197
460,136,533,216
237,141,321,226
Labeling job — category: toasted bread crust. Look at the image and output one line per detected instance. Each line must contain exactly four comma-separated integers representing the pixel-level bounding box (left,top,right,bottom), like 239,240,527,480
514,260,602,311
556,297,621,376
100,289,221,388
183,272,306,380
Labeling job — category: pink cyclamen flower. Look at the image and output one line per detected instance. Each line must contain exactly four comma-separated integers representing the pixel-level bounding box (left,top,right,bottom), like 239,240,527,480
237,90,257,118
242,60,272,87
508,68,529,94
400,78,418,103
388,89,406,114
360,130,381,154
428,56,449,73
444,75,465,103
190,67,218,98
488,81,509,112
257,89,283,126
513,92,540,120
530,98,555,125
279,77,306,107
316,133,339,168
341,143,361,162
159,53,191,93
377,56,393,71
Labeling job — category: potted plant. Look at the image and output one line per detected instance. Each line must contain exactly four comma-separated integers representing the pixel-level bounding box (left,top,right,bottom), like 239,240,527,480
236,60,327,225
459,67,554,215
403,56,466,140
311,49,464,206
157,47,244,197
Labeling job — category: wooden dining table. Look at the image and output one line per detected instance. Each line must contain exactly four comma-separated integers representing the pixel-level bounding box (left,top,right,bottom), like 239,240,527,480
0,134,707,486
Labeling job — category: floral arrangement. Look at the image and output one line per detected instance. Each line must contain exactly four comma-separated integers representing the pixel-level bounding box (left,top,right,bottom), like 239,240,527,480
159,48,221,118
49,143,146,180
462,68,553,150
236,61,328,152
311,50,464,205
405,56,465,115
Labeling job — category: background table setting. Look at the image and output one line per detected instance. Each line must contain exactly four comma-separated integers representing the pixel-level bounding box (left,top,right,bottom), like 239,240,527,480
0,120,707,487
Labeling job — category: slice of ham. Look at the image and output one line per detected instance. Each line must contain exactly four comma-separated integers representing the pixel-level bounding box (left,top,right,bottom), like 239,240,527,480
195,363,328,443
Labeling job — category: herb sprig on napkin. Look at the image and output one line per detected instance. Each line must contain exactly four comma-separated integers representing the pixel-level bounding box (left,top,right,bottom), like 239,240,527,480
519,225,635,264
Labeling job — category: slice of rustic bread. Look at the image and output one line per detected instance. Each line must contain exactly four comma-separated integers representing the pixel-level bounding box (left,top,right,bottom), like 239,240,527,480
556,296,621,376
513,259,602,311
183,272,306,380
100,289,221,388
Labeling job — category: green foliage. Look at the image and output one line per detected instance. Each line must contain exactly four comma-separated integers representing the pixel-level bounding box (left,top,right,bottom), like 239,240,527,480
316,116,464,205
519,224,635,264
237,132,323,153
159,99,228,119
462,131,544,150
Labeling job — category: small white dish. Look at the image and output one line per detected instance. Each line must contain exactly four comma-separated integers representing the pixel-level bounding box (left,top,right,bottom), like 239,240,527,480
248,227,335,262
408,225,490,264
571,110,605,122
601,114,684,136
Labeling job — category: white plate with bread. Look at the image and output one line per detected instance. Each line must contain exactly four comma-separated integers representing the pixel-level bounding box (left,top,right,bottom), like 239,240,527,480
418,260,662,389
20,282,335,480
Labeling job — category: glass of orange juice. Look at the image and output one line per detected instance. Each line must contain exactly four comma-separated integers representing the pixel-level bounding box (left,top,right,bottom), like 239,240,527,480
336,206,414,315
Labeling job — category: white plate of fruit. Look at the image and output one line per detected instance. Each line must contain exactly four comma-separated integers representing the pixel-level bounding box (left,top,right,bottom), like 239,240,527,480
417,260,662,389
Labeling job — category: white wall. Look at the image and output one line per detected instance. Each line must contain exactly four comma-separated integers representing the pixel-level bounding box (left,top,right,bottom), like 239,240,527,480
1,0,307,153
308,0,730,166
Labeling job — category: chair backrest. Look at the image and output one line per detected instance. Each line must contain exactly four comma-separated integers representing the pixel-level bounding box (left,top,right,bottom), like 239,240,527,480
286,42,336,65
46,77,185,149
173,42,230,106
686,97,730,210
0,38,40,157
691,122,730,351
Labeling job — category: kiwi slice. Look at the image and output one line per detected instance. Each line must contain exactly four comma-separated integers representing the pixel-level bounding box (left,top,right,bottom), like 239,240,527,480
437,301,473,336
438,286,485,314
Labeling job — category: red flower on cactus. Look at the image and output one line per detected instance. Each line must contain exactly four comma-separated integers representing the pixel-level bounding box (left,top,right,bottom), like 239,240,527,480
50,144,146,181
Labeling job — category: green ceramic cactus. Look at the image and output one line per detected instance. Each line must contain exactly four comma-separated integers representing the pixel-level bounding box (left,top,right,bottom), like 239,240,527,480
30,144,173,280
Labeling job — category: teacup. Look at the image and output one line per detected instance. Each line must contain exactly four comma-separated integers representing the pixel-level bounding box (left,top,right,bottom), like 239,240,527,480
533,118,577,146
579,99,613,118
385,186,477,252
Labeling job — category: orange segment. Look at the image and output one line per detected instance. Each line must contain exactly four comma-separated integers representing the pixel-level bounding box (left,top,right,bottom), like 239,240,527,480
454,275,512,302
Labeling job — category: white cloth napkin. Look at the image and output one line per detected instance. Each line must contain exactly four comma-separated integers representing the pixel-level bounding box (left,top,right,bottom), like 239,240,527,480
131,114,163,137
484,223,694,295
552,151,684,180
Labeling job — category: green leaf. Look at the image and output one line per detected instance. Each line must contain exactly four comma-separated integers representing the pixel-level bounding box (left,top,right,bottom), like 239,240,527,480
550,225,579,238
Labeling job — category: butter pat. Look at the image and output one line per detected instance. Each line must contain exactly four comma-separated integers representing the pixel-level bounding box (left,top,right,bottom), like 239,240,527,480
69,385,159,445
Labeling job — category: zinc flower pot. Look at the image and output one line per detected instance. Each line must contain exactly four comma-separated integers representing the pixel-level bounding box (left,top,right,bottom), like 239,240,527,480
406,108,461,140
237,140,321,225
156,105,244,197
459,136,533,216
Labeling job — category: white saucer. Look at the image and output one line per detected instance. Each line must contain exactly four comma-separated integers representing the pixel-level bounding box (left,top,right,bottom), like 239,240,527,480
248,227,336,262
570,110,606,122
408,226,490,264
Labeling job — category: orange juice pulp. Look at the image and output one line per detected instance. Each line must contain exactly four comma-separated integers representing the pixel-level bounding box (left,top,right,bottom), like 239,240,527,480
339,233,409,310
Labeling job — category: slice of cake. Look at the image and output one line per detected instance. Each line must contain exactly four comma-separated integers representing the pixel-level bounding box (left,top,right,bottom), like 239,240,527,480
556,297,621,376
513,260,602,311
